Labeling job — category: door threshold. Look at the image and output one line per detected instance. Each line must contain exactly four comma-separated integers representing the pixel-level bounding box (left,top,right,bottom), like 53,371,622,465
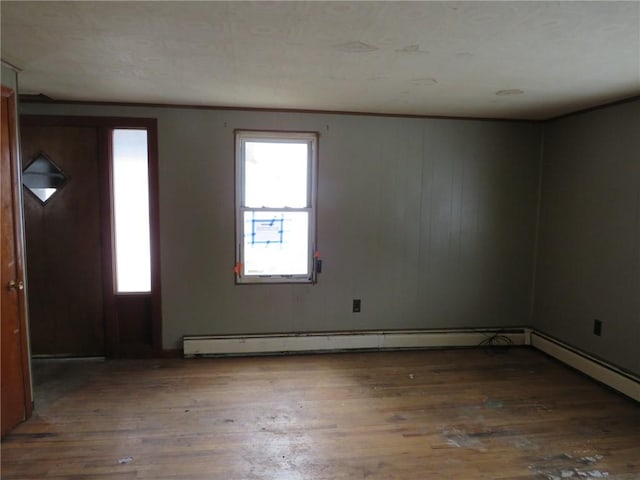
32,355,106,362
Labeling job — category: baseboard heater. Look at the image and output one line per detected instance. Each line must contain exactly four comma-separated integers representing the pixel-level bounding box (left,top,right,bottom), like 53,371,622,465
530,331,640,402
183,328,526,357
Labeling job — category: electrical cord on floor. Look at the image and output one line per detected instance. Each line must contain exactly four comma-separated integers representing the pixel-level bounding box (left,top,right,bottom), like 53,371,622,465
478,331,513,354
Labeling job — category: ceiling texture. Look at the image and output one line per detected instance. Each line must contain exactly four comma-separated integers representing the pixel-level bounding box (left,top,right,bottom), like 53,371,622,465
1,1,639,120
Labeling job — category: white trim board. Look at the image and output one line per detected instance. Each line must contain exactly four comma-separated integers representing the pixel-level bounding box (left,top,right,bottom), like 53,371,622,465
530,331,640,402
183,329,525,356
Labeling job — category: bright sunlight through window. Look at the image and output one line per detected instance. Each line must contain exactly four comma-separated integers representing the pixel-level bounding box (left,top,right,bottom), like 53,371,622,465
236,131,317,283
112,129,151,293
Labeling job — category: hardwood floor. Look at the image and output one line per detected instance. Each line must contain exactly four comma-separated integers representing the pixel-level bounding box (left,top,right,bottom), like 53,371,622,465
2,348,639,479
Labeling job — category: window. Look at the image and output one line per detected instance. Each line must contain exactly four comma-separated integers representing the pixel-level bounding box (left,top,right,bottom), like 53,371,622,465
22,153,67,204
235,131,317,283
112,129,151,293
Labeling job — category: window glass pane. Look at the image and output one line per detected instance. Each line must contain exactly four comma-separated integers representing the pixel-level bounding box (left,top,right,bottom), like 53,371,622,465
244,141,308,208
22,154,67,203
243,211,309,276
112,129,151,293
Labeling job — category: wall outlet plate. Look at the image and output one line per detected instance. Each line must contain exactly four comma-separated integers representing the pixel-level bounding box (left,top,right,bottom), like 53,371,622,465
593,319,602,336
352,299,361,313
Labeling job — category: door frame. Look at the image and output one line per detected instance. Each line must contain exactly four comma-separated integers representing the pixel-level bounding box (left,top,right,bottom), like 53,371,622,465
20,115,162,357
2,85,33,428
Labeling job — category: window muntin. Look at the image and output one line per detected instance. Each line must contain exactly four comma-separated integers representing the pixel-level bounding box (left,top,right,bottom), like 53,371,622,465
236,131,317,283
112,129,151,293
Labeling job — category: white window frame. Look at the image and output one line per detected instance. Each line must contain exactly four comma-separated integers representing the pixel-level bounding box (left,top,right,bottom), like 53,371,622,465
235,130,318,284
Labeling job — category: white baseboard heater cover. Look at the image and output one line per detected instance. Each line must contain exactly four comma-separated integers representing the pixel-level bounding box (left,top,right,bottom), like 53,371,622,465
530,331,640,402
183,329,525,357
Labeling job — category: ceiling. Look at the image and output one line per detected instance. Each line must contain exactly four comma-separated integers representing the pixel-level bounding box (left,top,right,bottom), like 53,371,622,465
1,1,639,120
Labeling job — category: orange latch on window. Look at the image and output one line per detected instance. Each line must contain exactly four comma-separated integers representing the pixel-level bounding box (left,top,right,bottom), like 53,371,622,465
232,262,243,277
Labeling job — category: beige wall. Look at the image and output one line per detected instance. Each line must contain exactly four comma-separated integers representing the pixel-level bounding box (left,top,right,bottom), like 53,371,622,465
533,99,640,376
20,102,542,350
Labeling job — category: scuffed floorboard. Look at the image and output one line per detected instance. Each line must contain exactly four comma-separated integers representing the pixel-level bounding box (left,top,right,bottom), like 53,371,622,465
2,348,639,479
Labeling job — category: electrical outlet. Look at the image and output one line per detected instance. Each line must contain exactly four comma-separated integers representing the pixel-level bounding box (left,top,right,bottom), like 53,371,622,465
352,299,361,313
593,319,602,336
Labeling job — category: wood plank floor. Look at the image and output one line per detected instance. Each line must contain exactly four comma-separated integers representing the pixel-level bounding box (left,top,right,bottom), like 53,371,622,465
2,348,639,479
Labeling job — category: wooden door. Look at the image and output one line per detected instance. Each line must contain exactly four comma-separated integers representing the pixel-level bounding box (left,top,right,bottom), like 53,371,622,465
21,125,105,356
1,86,32,436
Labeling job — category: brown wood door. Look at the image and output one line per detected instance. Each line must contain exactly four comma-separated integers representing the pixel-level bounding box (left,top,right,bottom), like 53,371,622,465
1,86,32,436
21,125,105,356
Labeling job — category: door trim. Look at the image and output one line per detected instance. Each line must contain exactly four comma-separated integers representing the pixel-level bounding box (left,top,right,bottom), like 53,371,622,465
21,115,162,357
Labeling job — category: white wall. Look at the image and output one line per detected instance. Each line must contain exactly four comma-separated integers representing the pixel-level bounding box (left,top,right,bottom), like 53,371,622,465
20,102,542,350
